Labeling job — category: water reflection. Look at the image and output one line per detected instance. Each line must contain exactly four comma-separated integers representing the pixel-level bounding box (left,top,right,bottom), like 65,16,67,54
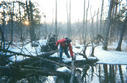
85,64,127,83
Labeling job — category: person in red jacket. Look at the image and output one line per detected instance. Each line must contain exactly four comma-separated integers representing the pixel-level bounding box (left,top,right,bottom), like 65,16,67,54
56,38,73,62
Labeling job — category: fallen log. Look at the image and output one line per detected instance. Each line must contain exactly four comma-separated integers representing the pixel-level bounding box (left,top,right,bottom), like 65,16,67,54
0,48,98,83
64,57,98,67
0,48,71,68
0,48,98,69
0,65,71,81
0,55,13,66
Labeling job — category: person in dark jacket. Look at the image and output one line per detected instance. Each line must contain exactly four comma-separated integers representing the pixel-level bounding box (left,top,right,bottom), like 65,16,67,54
56,38,74,62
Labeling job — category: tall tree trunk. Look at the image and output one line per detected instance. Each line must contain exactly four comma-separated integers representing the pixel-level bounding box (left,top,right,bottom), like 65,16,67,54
26,0,30,20
1,10,5,49
43,15,47,38
29,0,36,42
114,0,119,17
55,0,58,36
18,2,23,41
85,0,90,40
69,0,71,38
116,1,127,51
96,8,99,35
100,0,104,35
0,27,4,50
116,23,125,51
26,0,35,42
103,0,114,50
67,0,71,38
90,14,94,39
82,0,86,40
11,2,14,43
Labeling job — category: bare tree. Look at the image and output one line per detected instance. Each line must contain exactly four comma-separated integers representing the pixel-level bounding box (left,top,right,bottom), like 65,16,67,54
10,2,14,43
103,0,114,50
116,0,127,51
29,0,36,42
100,0,104,34
82,0,86,40
18,2,23,41
85,0,90,40
67,0,71,38
96,8,99,34
55,0,58,37
1,10,5,49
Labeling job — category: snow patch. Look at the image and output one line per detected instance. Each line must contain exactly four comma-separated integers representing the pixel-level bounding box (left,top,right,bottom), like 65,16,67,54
94,46,127,65
56,67,71,73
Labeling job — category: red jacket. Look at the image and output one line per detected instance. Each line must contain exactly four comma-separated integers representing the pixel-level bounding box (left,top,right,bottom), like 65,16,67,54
56,38,73,57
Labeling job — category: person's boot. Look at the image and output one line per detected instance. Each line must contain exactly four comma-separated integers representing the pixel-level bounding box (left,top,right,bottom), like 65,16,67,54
66,54,70,58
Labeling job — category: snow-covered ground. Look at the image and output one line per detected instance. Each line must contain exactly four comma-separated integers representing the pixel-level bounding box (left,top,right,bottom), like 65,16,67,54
8,39,127,65
8,39,47,61
94,46,127,65
5,39,127,83
72,41,127,65
108,40,127,51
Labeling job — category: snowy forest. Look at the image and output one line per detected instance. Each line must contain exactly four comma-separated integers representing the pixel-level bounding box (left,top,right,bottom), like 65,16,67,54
0,0,127,83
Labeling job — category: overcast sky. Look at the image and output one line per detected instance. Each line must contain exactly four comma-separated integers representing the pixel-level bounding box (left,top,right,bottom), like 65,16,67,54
35,0,109,23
